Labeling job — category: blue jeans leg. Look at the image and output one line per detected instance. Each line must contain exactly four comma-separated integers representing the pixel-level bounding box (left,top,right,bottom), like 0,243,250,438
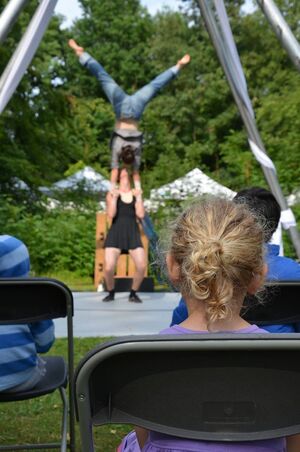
84,55,126,116
130,66,179,119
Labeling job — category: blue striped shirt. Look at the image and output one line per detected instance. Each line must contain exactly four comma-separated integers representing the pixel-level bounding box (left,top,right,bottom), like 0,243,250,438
0,235,55,391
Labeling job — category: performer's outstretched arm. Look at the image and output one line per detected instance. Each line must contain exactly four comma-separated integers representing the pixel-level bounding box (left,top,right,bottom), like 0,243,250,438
106,189,119,220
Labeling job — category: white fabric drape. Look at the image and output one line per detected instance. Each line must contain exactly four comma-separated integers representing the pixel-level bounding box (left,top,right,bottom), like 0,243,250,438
0,0,58,114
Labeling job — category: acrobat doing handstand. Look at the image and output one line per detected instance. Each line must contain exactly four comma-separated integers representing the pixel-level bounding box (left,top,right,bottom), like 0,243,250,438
68,39,190,190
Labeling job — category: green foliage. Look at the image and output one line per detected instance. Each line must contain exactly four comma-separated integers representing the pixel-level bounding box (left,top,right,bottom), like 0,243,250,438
1,0,300,272
0,196,96,277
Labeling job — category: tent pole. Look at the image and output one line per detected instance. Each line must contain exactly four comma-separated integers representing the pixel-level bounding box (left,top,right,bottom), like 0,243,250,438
0,0,29,44
256,0,300,73
197,0,300,258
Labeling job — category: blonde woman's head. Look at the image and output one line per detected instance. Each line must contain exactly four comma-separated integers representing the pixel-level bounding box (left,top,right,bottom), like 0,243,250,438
168,197,265,325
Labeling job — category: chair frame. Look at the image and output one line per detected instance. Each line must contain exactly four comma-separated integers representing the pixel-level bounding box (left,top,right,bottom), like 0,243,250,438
243,281,300,325
75,333,300,452
0,278,75,451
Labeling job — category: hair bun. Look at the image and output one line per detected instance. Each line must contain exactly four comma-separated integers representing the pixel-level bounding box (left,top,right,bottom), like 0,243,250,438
201,238,223,263
169,198,265,326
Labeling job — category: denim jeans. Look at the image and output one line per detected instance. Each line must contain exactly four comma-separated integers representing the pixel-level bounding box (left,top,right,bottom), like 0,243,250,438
79,52,179,120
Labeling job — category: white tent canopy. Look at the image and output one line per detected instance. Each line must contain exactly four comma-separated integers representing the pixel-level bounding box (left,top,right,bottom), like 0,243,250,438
51,166,110,192
150,168,236,200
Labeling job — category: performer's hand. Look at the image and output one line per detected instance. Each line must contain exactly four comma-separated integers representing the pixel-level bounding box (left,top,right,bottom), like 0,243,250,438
132,189,143,203
132,188,143,198
110,188,120,199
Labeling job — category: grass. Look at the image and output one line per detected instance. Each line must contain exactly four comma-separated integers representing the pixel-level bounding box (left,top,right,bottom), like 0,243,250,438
41,272,173,293
0,337,132,451
42,271,96,292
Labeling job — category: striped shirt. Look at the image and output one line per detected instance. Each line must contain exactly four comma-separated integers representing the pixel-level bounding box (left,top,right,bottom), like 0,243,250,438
0,235,30,277
0,235,55,391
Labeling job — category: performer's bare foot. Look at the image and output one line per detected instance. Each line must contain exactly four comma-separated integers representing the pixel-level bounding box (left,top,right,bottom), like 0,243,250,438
68,39,84,57
176,54,191,69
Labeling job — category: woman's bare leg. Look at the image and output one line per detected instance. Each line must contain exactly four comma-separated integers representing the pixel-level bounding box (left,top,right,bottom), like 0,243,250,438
129,247,146,291
104,247,121,290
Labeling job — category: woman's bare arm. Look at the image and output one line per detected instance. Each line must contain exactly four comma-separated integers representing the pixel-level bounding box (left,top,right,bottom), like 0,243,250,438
106,190,119,219
133,189,145,219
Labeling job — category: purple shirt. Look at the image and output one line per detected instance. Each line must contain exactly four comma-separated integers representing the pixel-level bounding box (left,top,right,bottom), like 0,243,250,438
160,324,268,335
119,324,286,452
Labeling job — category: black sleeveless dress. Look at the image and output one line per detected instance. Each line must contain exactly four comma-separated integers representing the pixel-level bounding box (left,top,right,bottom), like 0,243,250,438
104,197,143,253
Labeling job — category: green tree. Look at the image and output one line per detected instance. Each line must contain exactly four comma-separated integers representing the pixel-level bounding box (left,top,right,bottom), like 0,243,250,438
0,1,79,194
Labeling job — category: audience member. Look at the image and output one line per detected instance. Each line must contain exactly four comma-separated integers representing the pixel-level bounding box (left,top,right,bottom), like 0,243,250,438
0,235,55,392
171,187,300,332
118,197,290,451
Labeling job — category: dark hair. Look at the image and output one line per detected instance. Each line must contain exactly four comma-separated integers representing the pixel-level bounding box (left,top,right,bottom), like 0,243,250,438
233,187,281,242
120,145,135,165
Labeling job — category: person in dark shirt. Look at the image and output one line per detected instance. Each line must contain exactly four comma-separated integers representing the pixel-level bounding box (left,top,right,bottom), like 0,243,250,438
118,197,290,452
103,168,146,303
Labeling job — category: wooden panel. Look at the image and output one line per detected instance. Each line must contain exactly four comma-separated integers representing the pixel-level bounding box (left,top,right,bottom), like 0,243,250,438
116,254,127,277
140,223,148,277
94,213,106,287
128,253,136,276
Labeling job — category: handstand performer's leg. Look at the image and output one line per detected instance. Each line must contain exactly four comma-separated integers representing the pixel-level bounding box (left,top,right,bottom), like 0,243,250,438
69,39,126,109
131,54,191,118
83,57,126,107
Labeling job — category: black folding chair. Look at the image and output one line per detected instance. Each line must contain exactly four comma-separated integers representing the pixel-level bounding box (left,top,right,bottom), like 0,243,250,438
242,281,300,326
74,333,300,452
0,278,75,451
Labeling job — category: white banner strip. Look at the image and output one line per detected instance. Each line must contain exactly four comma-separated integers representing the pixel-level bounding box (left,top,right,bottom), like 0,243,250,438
214,0,254,117
248,139,276,171
0,0,57,114
281,208,297,230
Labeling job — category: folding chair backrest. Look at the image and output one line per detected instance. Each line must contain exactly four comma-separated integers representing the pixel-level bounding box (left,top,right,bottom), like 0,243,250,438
75,334,300,451
0,277,75,451
0,277,73,323
243,281,300,325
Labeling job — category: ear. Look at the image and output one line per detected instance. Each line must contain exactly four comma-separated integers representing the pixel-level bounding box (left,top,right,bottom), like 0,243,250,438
247,264,268,295
166,253,180,282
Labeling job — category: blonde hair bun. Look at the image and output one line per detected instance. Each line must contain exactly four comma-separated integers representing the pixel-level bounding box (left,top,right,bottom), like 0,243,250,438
170,197,264,324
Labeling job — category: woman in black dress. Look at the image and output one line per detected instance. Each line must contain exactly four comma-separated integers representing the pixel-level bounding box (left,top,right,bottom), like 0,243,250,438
103,168,146,303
